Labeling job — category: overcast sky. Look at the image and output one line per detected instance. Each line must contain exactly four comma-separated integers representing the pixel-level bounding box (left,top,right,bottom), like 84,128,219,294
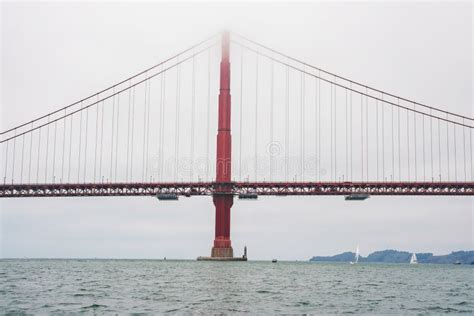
1,1,473,260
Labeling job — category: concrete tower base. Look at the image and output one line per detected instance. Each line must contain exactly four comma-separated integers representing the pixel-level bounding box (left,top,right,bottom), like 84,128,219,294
197,245,248,261
211,246,233,258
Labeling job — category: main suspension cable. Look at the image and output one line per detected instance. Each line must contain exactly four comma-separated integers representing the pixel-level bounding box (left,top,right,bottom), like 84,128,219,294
233,41,473,129
1,43,218,144
1,33,220,136
232,32,473,122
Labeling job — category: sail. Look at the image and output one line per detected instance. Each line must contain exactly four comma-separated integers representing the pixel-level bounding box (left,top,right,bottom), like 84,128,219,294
410,253,418,264
355,245,360,263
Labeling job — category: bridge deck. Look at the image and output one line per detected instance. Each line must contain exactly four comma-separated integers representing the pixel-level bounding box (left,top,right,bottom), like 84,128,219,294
0,182,473,198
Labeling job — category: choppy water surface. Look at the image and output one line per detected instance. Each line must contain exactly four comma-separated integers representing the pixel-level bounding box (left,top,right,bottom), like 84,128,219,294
1,259,472,314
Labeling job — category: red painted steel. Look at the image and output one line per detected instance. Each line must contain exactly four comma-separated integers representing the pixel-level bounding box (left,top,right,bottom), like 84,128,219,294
212,31,234,255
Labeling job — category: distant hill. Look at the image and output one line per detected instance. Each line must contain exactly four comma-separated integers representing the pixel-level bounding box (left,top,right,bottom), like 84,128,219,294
310,250,474,264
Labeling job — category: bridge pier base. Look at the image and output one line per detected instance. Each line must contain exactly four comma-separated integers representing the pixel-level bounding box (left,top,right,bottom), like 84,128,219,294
211,247,233,258
197,194,247,261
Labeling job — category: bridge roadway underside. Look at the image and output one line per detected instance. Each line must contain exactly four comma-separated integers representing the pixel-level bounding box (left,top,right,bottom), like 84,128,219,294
0,182,473,198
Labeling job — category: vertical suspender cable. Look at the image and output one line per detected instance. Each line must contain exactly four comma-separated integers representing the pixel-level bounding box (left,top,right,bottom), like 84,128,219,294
422,112,426,181
391,95,394,181
462,119,466,181
301,70,305,180
406,105,410,181
156,73,163,181
381,95,385,181
36,127,41,183
285,63,289,181
3,141,8,184
142,80,148,181
438,118,441,181
115,91,122,182
270,57,274,181
156,72,164,181
454,121,457,181
84,103,89,183
110,90,116,182
126,84,131,182
52,121,57,183
330,83,333,181
413,103,417,181
318,71,321,181
12,133,17,183
68,110,74,182
345,89,348,180
255,53,261,180
156,74,162,181
366,89,369,181
157,75,162,181
470,127,473,181
29,122,33,183
20,133,25,183
430,110,433,181
190,56,196,181
78,102,83,182
315,76,318,181
61,109,66,183
94,95,100,182
142,80,150,182
206,51,211,181
398,99,401,181
350,82,353,182
446,114,450,181
160,72,166,180
44,117,49,182
361,93,363,181
175,61,181,181
376,97,379,181
334,77,337,181
145,80,151,181
239,48,244,181
99,100,105,182
77,105,84,181
131,86,136,181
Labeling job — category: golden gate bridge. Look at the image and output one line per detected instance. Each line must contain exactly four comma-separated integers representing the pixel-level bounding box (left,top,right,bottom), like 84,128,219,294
1,32,473,260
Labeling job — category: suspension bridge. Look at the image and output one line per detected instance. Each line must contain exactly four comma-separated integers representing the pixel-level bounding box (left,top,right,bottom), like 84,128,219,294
1,32,473,260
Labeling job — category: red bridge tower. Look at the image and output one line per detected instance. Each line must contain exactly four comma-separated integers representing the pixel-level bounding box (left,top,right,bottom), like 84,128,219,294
198,31,246,261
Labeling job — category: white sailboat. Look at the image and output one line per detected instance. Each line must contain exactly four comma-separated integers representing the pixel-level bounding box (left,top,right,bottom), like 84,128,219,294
410,253,418,264
350,245,360,264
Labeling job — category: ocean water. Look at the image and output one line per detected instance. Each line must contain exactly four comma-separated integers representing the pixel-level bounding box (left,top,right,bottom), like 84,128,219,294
1,259,472,314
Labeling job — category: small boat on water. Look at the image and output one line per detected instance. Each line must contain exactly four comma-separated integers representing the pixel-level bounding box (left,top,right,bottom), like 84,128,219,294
410,253,418,264
272,259,277,263
350,245,360,264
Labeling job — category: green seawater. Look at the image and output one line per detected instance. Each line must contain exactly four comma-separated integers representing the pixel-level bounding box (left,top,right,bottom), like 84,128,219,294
1,259,473,314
